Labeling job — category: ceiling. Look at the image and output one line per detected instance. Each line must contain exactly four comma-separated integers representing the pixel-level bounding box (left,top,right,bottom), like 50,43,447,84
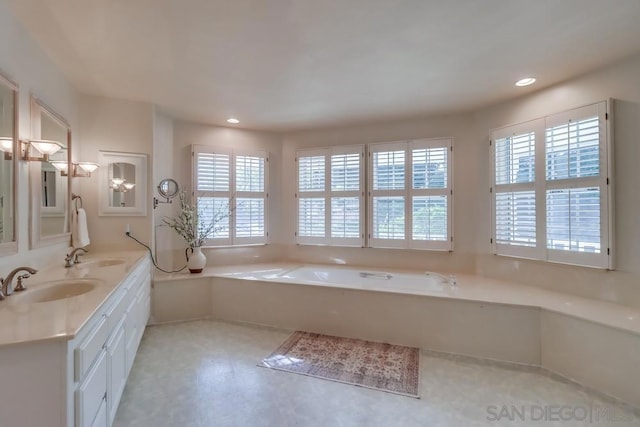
7,0,640,132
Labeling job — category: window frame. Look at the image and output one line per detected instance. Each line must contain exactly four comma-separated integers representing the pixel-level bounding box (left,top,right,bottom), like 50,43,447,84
490,100,613,269
368,138,453,251
192,144,269,247
491,118,546,260
295,145,365,247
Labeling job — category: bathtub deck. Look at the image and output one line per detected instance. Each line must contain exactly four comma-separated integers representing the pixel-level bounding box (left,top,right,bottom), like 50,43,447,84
154,262,640,336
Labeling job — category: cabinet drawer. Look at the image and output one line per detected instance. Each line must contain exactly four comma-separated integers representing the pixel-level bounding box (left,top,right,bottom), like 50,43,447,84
76,316,109,381
76,349,107,427
106,287,128,331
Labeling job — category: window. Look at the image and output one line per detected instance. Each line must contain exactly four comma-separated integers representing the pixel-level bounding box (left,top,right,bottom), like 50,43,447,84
296,146,364,246
491,119,544,259
295,139,453,250
369,139,452,250
193,145,268,246
491,101,612,269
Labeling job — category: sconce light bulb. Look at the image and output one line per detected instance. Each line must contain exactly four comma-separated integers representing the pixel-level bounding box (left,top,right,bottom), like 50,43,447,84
123,183,135,190
77,162,99,173
30,140,63,156
111,178,125,186
0,137,13,153
50,161,69,172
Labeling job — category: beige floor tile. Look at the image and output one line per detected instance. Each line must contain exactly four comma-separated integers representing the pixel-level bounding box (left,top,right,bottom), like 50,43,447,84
114,320,640,427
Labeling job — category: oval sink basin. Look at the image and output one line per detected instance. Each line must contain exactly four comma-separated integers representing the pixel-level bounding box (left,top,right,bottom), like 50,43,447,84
10,279,101,304
80,259,126,268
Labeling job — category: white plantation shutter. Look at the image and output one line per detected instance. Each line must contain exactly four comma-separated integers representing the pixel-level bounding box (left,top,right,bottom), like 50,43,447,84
409,139,452,250
369,138,453,250
296,146,364,246
235,198,265,239
369,144,407,248
490,101,612,269
330,147,364,246
296,149,328,245
544,102,610,268
298,198,325,237
491,119,543,259
194,147,232,244
495,191,536,247
546,187,600,252
372,196,405,241
234,152,268,244
192,145,268,246
196,152,230,192
412,196,447,241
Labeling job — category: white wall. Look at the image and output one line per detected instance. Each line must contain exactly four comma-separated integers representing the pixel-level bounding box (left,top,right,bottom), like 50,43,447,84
169,121,284,267
77,95,154,252
152,109,175,268
0,0,79,272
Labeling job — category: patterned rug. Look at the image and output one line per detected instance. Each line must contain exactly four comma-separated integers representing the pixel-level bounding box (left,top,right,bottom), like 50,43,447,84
259,331,421,398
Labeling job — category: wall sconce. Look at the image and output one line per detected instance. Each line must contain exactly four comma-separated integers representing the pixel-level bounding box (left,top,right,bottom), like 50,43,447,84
50,161,100,177
0,137,13,160
110,178,135,192
21,139,64,162
74,162,99,177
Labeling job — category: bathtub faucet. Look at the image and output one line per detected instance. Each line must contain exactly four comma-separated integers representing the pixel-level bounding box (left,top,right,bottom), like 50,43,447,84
425,271,457,288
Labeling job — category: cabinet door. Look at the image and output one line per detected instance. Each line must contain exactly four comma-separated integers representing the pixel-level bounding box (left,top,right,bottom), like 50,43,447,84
124,298,138,375
76,349,107,427
91,397,108,427
107,320,127,425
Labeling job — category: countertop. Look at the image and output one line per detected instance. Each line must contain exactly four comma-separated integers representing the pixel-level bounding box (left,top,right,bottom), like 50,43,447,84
0,251,148,348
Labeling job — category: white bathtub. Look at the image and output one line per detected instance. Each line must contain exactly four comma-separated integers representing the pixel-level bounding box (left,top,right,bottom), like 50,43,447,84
217,264,450,294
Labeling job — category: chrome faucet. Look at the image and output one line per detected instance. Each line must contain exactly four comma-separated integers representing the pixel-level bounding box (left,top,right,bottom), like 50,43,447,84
0,266,38,299
65,247,88,268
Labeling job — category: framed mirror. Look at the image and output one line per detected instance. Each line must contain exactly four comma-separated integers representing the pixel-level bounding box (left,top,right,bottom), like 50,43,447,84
0,71,18,256
98,151,147,216
29,96,71,248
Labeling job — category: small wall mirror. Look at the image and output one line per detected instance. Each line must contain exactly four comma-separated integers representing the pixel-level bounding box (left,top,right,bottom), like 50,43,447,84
29,96,71,249
0,71,18,256
99,151,147,216
158,178,179,199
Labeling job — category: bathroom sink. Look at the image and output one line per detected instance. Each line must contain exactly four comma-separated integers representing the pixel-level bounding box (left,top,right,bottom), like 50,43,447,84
80,258,127,268
9,279,101,304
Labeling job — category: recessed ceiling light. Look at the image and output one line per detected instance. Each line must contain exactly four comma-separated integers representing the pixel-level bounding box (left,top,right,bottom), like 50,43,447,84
227,118,240,124
515,77,536,87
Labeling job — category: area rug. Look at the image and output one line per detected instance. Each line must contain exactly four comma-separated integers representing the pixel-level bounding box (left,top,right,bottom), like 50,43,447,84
259,331,421,398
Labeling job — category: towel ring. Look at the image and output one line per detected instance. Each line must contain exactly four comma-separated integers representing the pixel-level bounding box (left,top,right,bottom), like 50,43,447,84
72,193,83,212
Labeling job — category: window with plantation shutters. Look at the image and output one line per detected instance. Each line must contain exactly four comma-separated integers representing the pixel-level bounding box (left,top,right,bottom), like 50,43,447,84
490,100,613,269
296,146,364,246
491,119,543,259
193,145,268,246
368,139,453,250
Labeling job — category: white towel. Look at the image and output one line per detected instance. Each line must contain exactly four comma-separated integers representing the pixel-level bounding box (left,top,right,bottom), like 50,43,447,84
72,208,91,248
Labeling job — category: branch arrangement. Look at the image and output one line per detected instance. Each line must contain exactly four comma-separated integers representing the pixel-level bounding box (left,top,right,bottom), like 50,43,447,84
162,191,233,247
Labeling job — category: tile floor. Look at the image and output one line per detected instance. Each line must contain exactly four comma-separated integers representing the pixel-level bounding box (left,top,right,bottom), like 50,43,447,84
114,320,640,427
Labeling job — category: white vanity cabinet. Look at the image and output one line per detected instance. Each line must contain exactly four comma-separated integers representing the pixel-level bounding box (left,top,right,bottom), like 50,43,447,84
0,254,151,427
69,257,151,427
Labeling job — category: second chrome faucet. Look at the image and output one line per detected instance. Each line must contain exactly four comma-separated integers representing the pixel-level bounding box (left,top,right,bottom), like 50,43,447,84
65,247,88,268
